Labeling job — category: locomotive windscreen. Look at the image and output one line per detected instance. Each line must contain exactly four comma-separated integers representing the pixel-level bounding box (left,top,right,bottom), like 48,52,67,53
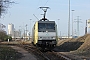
38,21,55,32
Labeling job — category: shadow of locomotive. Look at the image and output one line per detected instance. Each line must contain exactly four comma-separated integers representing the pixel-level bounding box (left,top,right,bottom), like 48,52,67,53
54,42,84,52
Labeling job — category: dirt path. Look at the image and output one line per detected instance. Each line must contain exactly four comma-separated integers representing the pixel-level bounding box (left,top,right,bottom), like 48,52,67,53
10,46,37,60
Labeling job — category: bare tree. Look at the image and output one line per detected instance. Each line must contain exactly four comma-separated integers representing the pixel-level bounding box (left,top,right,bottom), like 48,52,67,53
0,30,6,41
0,0,14,17
0,0,14,30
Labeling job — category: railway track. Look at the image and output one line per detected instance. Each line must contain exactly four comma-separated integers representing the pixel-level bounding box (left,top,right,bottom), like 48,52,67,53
19,44,73,60
19,44,50,60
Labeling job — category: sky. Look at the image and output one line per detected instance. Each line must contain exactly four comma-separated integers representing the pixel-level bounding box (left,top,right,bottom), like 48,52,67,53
1,0,90,36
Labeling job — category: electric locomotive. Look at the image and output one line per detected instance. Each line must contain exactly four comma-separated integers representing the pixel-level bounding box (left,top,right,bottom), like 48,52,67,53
32,7,58,49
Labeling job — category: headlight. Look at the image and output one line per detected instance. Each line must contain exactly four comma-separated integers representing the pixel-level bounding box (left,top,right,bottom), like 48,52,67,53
38,37,42,40
51,37,56,39
38,37,42,39
53,37,55,39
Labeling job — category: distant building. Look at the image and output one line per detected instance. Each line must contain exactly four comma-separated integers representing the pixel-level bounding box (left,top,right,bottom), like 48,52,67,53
8,23,14,37
13,30,21,38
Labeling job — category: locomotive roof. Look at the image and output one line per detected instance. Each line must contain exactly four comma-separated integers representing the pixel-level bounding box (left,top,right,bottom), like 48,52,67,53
38,21,55,23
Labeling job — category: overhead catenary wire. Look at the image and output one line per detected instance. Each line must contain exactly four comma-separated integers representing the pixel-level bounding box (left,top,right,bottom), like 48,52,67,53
44,0,49,6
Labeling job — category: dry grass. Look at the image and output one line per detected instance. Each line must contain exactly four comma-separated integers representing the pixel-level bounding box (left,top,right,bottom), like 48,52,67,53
0,45,23,60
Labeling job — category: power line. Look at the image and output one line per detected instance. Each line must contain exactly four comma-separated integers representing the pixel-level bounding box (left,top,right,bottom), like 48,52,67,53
33,14,39,21
44,0,49,6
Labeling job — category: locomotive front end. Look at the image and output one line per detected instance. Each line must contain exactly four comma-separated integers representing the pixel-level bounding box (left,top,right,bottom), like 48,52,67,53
37,21,57,49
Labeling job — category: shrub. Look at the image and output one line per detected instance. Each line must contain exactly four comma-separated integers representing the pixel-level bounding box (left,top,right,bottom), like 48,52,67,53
4,35,12,41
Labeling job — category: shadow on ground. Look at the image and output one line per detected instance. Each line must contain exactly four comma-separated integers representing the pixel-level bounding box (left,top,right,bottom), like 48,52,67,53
54,42,84,52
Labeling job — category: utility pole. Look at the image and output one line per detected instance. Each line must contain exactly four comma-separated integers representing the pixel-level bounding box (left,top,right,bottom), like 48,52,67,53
75,16,82,36
30,19,32,40
28,32,30,40
85,20,87,34
14,31,15,41
68,0,70,38
58,19,60,37
19,26,21,38
60,31,61,40
71,10,75,37
25,24,27,40
24,29,25,41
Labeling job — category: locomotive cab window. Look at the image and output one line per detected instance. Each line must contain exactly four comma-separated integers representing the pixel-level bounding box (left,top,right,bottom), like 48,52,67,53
38,23,55,32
